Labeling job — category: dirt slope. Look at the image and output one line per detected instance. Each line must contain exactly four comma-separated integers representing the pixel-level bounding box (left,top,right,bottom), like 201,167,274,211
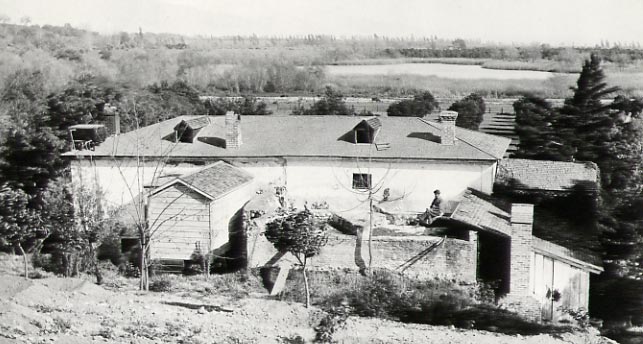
0,275,616,344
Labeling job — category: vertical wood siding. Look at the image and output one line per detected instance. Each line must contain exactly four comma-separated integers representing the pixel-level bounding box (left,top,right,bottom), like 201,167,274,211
149,184,210,260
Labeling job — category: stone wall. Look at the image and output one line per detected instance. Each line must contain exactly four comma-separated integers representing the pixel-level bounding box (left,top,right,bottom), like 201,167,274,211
248,226,477,282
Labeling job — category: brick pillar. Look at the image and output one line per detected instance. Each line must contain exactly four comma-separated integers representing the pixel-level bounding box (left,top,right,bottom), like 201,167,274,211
510,203,534,295
469,230,478,282
438,110,458,146
225,111,242,148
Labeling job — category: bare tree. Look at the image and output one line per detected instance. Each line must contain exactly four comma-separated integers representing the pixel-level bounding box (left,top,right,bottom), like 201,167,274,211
107,103,211,290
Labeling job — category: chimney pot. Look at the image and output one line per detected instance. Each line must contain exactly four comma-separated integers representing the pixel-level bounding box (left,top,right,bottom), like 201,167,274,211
438,110,458,145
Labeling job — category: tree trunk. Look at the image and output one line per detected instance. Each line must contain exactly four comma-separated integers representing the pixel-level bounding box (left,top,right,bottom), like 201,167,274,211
139,243,148,291
89,243,103,285
17,243,29,280
368,196,373,270
302,264,310,308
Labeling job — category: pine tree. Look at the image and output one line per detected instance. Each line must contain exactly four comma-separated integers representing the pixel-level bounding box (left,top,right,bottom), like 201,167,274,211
555,53,620,163
512,95,562,160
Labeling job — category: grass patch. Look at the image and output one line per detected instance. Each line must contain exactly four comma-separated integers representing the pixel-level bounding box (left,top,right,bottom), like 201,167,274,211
147,270,266,298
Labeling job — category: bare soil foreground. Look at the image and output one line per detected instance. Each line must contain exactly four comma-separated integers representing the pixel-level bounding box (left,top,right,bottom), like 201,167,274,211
0,275,617,344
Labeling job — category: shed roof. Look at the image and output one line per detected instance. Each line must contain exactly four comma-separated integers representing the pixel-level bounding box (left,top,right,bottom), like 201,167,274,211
497,158,599,192
450,188,602,271
64,115,511,161
152,161,252,200
450,189,512,237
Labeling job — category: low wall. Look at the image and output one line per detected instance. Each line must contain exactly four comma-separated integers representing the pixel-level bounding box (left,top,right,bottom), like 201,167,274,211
248,226,477,282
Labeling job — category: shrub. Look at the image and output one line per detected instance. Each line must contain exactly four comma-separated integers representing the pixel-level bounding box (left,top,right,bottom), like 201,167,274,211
387,91,438,117
448,93,485,130
149,275,173,292
205,96,272,116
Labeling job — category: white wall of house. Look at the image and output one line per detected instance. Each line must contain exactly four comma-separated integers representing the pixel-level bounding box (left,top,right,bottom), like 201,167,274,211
70,159,201,209
71,156,497,214
283,158,496,212
208,182,256,250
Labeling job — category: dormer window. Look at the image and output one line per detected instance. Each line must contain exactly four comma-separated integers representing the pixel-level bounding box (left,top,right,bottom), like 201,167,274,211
173,117,210,143
352,117,381,144
355,127,372,144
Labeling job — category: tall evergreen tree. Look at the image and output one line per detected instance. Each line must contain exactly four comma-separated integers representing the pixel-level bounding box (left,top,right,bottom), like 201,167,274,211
512,95,563,160
555,53,620,163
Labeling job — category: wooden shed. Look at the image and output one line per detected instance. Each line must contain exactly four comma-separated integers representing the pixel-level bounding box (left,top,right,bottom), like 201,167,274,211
147,161,253,263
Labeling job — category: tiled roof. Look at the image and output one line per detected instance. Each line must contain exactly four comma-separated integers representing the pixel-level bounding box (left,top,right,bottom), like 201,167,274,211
496,158,599,192
65,115,511,161
174,116,211,130
450,189,512,237
362,117,382,131
154,161,252,200
450,189,602,269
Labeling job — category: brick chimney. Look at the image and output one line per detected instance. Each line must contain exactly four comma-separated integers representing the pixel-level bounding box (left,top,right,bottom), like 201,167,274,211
104,104,120,135
510,203,534,295
225,111,242,149
438,110,458,145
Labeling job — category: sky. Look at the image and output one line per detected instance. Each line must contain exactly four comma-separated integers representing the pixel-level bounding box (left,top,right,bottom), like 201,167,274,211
0,0,642,46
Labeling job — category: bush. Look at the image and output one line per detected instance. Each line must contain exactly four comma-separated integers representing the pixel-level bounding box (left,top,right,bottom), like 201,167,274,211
386,91,438,117
448,93,485,130
291,86,358,116
206,96,272,116
149,275,173,292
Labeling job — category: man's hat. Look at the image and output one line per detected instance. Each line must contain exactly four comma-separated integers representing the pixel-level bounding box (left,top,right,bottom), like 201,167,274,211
434,189,441,194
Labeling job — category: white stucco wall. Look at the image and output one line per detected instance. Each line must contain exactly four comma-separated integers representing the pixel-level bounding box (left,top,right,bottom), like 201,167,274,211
283,158,496,213
70,156,497,215
208,182,255,250
70,158,203,209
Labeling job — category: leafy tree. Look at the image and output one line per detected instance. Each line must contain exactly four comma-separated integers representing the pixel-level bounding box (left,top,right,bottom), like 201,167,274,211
205,96,272,116
610,95,643,121
40,180,107,283
265,210,328,308
118,80,207,131
386,91,438,117
512,95,563,160
0,184,46,279
448,93,485,130
292,86,354,116
46,74,123,139
0,124,65,204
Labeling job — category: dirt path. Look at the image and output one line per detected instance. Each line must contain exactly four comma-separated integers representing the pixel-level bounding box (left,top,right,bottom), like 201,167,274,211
0,275,616,344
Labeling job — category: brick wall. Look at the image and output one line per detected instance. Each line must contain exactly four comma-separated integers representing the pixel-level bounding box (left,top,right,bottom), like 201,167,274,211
248,225,477,282
510,203,534,295
225,111,242,148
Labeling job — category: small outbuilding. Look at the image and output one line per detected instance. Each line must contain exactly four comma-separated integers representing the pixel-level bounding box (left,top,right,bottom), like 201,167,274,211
147,161,253,264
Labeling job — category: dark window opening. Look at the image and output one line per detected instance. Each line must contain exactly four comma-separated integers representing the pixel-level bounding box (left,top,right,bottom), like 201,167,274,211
355,127,373,144
352,173,372,189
